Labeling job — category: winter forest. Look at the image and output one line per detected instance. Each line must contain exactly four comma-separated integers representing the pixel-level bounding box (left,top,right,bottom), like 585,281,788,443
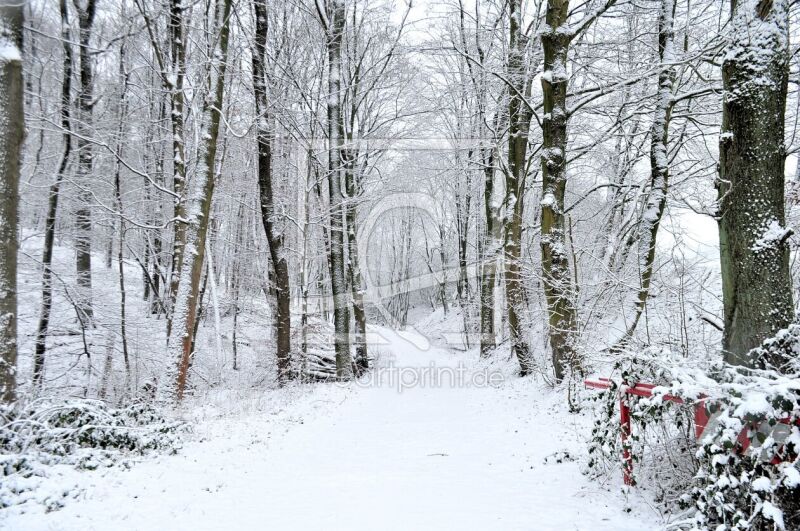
1,0,800,529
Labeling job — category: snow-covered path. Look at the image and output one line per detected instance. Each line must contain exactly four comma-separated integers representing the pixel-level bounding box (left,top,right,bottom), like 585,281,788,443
6,328,659,530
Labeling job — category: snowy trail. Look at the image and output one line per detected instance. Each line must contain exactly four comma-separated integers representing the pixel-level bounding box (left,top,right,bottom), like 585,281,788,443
6,328,659,530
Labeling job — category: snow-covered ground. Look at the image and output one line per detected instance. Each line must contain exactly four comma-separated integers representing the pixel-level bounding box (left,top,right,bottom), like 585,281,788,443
4,326,661,531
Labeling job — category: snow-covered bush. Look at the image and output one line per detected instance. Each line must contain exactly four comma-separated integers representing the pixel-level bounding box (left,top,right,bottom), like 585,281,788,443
586,351,699,502
681,328,800,531
586,328,800,530
0,399,186,510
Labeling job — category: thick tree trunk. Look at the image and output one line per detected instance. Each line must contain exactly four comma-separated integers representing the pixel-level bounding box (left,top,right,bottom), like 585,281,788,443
33,0,72,388
252,1,292,383
541,0,579,382
0,1,23,404
73,0,98,325
718,0,794,367
165,0,233,402
505,0,533,375
321,0,353,379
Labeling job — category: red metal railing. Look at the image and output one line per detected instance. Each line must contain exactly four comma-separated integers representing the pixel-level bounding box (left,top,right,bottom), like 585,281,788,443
585,377,797,486
584,378,707,486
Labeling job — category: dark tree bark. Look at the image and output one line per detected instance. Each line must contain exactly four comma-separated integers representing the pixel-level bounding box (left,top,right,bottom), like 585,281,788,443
150,98,167,315
33,0,72,388
539,0,618,380
72,0,98,325
113,43,131,385
540,0,578,382
0,1,23,404
166,0,188,324
136,0,189,330
345,152,368,375
318,0,353,379
505,0,534,375
718,0,794,367
252,0,292,383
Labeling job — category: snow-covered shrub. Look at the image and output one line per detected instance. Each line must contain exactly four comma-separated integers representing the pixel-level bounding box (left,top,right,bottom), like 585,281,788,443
681,329,800,531
586,351,698,502
0,399,186,510
585,328,800,530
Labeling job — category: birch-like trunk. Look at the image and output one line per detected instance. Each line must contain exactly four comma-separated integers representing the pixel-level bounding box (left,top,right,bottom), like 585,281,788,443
252,1,292,383
165,0,233,402
480,152,502,357
0,1,23,404
718,0,794,368
166,0,188,325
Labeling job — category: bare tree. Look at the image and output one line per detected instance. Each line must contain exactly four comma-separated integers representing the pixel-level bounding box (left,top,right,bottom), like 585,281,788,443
33,0,73,388
615,0,677,348
540,0,617,381
505,0,534,375
317,0,353,380
252,0,292,383
72,0,97,325
166,0,233,401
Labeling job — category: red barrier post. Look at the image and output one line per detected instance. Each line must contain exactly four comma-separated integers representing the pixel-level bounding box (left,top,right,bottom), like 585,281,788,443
619,391,633,486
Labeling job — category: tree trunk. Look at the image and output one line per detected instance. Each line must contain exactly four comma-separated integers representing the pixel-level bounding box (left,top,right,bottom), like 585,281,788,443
345,153,368,375
252,1,292,383
505,0,533,375
150,105,166,315
718,0,794,367
616,0,676,348
456,172,472,348
73,0,98,325
541,0,579,382
321,0,353,379
167,0,189,327
300,149,315,356
0,1,23,404
190,264,208,360
438,221,450,314
114,43,131,387
480,152,501,357
33,0,72,389
165,0,233,402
